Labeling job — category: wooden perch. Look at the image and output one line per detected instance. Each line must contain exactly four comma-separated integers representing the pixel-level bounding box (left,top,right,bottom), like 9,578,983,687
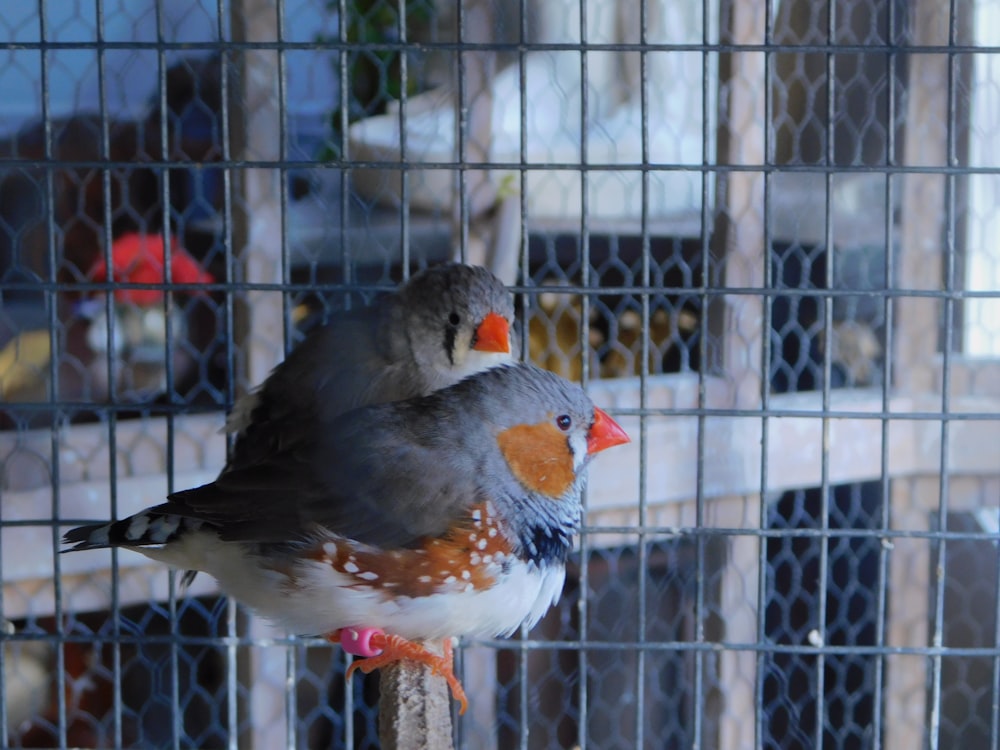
378,645,455,750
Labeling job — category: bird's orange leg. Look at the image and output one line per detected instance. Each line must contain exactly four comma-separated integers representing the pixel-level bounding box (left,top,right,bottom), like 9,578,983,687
328,629,468,714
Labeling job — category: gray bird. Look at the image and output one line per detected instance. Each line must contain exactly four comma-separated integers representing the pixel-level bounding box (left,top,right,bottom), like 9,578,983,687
225,262,516,468
63,363,629,712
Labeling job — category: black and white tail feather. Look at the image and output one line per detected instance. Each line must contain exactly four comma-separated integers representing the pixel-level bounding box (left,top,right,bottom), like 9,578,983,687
62,510,202,551
62,511,207,588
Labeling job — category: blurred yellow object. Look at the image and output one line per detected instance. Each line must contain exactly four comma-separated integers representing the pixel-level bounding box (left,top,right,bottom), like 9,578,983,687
601,307,699,378
292,303,311,326
527,282,603,382
0,329,51,401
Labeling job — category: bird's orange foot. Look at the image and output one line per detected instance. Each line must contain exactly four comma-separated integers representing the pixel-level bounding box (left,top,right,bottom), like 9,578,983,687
331,629,468,715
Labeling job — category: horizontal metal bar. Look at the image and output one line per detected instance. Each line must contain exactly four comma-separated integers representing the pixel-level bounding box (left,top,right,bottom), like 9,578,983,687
4,400,996,422
8,39,1000,56
6,157,1000,177
7,631,1000,660
2,280,998,302
32,520,1000,543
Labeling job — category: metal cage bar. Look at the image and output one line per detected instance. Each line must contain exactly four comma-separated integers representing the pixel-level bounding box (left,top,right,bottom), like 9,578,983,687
1,1,999,748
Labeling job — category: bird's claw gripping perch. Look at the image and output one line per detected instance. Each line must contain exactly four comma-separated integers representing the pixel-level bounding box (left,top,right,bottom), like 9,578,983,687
330,628,468,715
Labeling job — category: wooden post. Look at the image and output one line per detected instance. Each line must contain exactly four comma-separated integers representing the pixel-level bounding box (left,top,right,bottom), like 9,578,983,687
885,0,951,745
453,0,512,279
715,0,767,411
377,644,456,750
229,0,285,393
894,0,949,393
714,2,766,749
885,477,935,750
452,0,524,286
229,2,286,748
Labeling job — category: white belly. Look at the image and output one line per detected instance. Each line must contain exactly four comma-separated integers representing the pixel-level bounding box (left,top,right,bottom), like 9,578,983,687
139,530,567,641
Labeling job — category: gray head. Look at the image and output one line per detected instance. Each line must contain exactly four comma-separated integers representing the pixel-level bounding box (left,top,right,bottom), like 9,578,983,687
397,363,630,564
396,263,516,387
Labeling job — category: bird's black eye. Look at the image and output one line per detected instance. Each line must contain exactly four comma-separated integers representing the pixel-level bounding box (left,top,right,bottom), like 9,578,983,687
556,414,572,431
448,312,461,326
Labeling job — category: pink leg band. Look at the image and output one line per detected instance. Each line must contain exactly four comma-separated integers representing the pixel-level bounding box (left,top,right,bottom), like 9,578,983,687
339,627,384,657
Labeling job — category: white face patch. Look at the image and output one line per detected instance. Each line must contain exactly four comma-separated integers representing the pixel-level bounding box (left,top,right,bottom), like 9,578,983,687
568,430,588,471
452,348,511,379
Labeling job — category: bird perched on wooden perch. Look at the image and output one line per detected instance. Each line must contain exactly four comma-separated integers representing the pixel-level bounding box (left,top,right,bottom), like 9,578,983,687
63,363,629,714
63,261,519,713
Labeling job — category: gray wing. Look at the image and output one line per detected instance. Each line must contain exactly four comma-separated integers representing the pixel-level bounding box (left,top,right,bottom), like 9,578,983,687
165,400,482,549
227,302,422,469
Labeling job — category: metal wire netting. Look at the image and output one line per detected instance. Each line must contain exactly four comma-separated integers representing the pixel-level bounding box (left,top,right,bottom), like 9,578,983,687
1,0,999,748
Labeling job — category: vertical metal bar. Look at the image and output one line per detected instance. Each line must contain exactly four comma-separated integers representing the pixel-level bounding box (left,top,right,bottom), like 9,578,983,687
214,1,241,746
455,1,469,264
696,0,714,742
515,2,531,746
397,0,410,276
37,3,68,746
333,0,352,300
337,0,354,308
635,0,650,745
277,0,294,355
517,0,529,364
576,1,592,745
755,2,775,746
285,645,297,749
813,3,838,746
93,2,124,745
226,600,239,750
510,57,531,750
872,4,899,747
334,6,356,741
157,16,176,410
150,4,182,746
928,5,959,748
272,3,299,747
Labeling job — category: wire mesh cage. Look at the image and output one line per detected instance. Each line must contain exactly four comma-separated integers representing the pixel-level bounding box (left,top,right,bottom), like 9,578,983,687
1,0,999,748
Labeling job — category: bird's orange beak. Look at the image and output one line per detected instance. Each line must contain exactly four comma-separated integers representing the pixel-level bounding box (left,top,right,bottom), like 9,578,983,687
473,311,511,354
587,407,630,455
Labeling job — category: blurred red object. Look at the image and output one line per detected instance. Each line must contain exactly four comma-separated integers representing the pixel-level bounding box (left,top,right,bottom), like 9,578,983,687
89,232,214,306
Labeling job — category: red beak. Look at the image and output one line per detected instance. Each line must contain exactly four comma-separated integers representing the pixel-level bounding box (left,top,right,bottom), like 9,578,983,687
473,311,511,354
587,407,630,455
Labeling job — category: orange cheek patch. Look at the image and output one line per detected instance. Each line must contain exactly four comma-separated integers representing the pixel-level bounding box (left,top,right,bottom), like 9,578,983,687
303,503,513,599
496,422,575,498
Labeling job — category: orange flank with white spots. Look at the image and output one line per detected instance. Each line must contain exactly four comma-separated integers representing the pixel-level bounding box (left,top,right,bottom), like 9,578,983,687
496,422,576,498
304,503,513,598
